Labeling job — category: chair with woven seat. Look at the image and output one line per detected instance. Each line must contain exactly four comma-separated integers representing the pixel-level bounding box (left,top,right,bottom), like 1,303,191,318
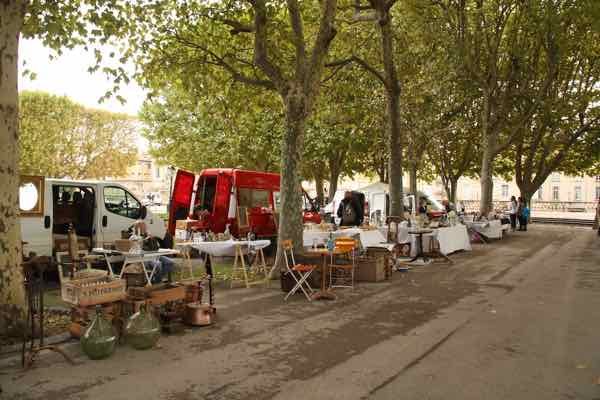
282,240,318,301
329,237,356,289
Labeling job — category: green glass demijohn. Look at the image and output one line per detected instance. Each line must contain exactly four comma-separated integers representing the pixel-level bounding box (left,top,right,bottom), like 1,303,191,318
125,303,161,350
81,306,117,360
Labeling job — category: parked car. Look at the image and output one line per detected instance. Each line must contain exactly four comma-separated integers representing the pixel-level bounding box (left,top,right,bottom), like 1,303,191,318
143,192,163,206
168,168,321,239
19,175,165,258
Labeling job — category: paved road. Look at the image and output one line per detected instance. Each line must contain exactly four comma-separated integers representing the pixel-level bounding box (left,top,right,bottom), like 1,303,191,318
2,225,599,400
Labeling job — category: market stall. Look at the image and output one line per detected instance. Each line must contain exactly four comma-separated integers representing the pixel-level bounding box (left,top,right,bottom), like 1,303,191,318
382,223,472,256
303,227,393,251
466,219,507,239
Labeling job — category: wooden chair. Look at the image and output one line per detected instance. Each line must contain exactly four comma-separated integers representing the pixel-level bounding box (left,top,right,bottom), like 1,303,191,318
56,251,107,285
329,237,356,289
282,240,317,301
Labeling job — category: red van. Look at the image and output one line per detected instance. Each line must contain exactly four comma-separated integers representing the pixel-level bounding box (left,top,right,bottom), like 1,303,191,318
168,168,320,239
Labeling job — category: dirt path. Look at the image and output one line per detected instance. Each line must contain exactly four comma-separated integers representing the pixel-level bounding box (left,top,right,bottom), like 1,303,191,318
1,225,593,400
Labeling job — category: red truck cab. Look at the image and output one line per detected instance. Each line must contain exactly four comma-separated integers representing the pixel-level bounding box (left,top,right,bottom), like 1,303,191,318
168,168,320,239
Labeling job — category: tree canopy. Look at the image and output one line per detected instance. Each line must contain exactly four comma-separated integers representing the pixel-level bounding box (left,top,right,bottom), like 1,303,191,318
19,91,137,179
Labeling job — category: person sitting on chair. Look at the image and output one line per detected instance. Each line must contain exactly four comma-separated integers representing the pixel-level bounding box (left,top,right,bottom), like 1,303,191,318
128,206,175,283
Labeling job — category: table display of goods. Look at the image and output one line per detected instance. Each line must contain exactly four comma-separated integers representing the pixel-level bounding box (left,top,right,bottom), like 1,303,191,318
61,276,126,307
80,306,118,360
125,304,161,350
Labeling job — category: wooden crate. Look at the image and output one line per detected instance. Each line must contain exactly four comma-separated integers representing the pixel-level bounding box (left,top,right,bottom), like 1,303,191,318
356,257,387,282
365,247,393,279
62,276,126,307
149,285,186,305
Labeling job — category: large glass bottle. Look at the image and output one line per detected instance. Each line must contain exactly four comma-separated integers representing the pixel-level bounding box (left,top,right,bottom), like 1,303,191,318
125,303,161,350
81,306,117,360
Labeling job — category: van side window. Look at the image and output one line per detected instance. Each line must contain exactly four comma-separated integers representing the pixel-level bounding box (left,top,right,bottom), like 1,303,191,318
238,188,270,208
104,186,141,219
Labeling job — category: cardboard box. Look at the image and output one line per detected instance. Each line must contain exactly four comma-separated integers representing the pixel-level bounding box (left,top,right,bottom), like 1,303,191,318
115,239,134,252
356,257,387,282
176,219,204,231
55,238,89,252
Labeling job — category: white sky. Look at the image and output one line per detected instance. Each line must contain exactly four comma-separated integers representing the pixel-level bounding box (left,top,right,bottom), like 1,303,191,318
18,38,147,117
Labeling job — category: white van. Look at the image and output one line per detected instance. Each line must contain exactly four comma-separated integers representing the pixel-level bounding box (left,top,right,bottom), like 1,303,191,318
19,176,165,258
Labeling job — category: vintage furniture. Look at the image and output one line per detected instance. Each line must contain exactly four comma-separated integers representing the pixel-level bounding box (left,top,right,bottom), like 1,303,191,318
22,257,74,369
282,240,317,301
329,237,357,289
407,229,433,264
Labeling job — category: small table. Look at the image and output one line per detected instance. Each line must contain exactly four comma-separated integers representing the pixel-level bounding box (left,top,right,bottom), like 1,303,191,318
407,229,433,264
92,248,179,286
304,248,346,301
189,239,271,288
121,249,180,286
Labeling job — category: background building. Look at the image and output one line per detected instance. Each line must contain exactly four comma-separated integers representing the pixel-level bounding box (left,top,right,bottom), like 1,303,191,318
110,152,174,204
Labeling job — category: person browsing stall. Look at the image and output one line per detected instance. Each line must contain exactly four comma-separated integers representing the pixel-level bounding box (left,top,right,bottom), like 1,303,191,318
418,198,428,215
337,191,363,227
509,196,518,232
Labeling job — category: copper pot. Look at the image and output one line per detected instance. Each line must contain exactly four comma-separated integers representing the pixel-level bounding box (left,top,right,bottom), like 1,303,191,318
184,302,212,326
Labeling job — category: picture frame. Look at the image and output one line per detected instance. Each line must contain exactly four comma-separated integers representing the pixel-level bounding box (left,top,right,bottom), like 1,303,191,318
19,175,45,217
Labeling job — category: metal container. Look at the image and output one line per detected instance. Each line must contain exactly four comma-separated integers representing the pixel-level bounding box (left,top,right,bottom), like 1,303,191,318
183,302,212,326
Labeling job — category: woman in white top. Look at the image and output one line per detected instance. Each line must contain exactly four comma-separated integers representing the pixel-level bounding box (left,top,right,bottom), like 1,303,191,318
509,196,518,232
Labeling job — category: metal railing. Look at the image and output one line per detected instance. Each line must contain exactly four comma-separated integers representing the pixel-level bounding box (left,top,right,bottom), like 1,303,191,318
461,200,597,213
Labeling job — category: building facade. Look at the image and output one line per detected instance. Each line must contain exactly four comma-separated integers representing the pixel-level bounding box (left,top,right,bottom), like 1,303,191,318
109,153,174,204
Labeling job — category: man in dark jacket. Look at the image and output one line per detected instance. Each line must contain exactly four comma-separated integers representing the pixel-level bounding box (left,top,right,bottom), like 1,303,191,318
337,191,363,226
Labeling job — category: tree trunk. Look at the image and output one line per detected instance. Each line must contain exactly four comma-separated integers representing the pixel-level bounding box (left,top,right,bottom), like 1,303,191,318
315,174,325,206
272,94,307,276
409,161,417,195
379,9,404,217
328,165,340,203
0,0,27,336
377,166,386,183
479,92,496,215
449,178,458,204
480,135,495,215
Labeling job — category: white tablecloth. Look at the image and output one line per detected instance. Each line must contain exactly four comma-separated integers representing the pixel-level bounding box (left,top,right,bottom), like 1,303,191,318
303,228,393,251
394,225,471,256
467,220,504,239
434,225,472,255
189,239,271,257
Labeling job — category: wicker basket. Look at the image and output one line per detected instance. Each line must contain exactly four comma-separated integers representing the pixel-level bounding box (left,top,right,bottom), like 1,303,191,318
62,276,126,307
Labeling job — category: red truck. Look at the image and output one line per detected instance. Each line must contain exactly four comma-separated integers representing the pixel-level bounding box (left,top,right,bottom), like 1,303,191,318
168,168,321,239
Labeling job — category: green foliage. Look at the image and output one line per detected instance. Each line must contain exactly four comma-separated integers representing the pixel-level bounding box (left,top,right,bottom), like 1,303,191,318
19,91,137,179
140,79,283,173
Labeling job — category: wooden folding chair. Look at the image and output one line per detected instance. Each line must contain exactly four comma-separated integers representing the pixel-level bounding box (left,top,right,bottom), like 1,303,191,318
329,237,356,289
282,240,317,301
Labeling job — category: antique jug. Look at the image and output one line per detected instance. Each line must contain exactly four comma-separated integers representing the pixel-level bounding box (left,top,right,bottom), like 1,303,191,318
125,303,161,350
81,306,117,360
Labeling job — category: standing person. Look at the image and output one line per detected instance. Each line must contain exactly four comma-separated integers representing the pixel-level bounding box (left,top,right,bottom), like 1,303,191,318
418,198,428,215
517,197,525,230
509,196,518,232
337,191,362,226
594,199,600,236
520,200,530,231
